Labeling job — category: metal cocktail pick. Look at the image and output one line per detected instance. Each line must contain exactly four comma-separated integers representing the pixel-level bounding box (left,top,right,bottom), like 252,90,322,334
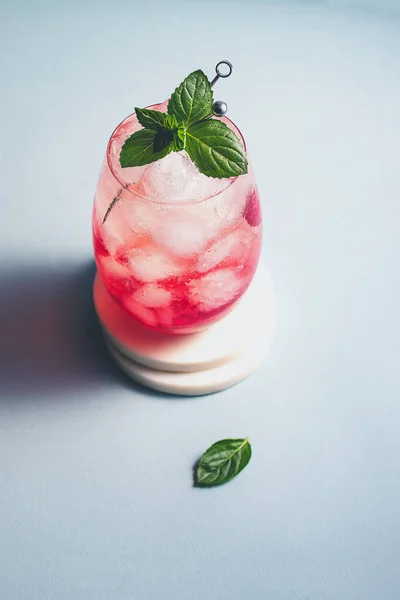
210,60,232,117
210,60,233,87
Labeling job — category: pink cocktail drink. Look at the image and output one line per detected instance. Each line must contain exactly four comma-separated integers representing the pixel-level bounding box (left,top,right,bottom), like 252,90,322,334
93,102,262,334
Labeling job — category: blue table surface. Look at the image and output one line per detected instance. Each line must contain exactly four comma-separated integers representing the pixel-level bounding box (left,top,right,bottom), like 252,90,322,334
1,1,400,598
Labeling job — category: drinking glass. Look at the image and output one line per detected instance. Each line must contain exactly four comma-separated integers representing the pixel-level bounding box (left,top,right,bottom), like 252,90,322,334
93,101,262,334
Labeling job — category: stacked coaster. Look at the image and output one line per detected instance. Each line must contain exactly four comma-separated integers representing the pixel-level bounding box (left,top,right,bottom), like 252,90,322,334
93,260,277,396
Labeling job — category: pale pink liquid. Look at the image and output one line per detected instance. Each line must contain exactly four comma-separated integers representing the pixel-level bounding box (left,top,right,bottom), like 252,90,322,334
93,102,262,334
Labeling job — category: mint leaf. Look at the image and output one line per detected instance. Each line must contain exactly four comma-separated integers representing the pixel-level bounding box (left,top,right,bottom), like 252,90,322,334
165,114,179,130
195,438,252,487
168,69,213,126
153,128,174,152
174,125,186,151
135,109,179,133
185,119,248,178
120,128,173,167
135,107,169,130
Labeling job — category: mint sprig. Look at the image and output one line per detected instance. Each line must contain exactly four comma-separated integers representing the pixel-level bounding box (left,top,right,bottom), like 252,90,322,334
119,68,248,180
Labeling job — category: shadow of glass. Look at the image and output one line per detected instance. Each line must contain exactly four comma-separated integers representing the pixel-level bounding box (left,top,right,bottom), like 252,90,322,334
0,259,168,401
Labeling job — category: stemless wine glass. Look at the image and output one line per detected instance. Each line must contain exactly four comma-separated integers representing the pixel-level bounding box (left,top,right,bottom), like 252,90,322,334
93,101,262,335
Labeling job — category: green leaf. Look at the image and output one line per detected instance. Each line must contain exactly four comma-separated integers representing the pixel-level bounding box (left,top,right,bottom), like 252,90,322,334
185,119,248,178
135,109,179,133
168,69,213,126
153,128,174,152
174,125,186,151
120,128,173,167
195,438,252,487
164,114,179,130
135,107,170,130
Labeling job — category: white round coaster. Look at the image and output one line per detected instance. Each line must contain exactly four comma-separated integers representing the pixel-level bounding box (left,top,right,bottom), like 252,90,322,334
106,336,268,396
94,260,277,395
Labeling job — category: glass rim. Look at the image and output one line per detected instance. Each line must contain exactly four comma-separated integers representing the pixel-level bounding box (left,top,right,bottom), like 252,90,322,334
106,102,247,206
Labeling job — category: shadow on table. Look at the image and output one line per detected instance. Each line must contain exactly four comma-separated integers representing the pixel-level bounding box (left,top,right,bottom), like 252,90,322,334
0,259,166,401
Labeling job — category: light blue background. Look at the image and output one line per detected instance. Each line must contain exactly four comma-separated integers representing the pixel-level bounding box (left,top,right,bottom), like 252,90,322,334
1,1,400,598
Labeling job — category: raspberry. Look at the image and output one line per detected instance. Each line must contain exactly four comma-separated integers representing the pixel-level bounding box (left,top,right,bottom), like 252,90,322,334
243,188,261,227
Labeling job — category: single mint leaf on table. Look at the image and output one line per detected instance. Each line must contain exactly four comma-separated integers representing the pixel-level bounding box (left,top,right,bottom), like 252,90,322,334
185,119,248,178
195,438,252,487
120,128,174,168
168,69,213,126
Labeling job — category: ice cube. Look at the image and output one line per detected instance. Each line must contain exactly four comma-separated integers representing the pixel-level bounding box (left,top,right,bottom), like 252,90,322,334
122,194,163,236
153,216,210,258
127,244,185,283
100,196,139,257
96,253,128,281
95,161,123,215
132,284,172,308
123,298,158,328
197,223,254,273
213,174,250,230
188,268,244,312
96,254,134,300
121,191,211,258
155,305,175,329
137,152,226,204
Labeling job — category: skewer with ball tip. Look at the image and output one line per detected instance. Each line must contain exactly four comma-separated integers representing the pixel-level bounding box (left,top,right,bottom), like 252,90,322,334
210,60,232,117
